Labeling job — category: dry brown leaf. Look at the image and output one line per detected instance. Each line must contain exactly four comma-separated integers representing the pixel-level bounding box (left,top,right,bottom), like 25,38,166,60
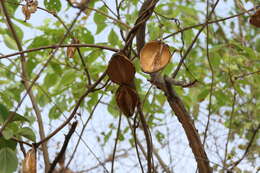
249,9,260,28
28,0,38,13
116,85,139,117
22,148,36,173
107,53,135,85
67,47,76,58
22,5,31,21
67,39,79,58
140,40,172,73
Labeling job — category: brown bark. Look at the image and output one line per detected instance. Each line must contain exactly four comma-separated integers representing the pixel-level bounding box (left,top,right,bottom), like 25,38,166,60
151,75,212,173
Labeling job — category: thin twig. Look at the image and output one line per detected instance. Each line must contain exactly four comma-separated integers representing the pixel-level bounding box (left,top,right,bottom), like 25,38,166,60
0,44,118,59
230,124,260,170
65,93,107,171
48,121,78,173
36,72,107,146
234,70,260,80
127,118,145,173
152,76,212,173
137,104,154,173
203,0,215,146
111,113,122,173
172,0,220,78
223,91,237,168
163,6,259,40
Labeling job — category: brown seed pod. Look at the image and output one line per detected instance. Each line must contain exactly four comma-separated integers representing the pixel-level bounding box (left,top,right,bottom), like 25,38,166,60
22,148,36,173
107,53,135,85
249,9,260,28
115,85,139,117
140,40,172,73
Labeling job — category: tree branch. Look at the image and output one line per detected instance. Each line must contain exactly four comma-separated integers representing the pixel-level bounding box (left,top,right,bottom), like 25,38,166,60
150,75,212,173
230,124,260,170
48,121,78,173
0,1,50,171
0,44,118,60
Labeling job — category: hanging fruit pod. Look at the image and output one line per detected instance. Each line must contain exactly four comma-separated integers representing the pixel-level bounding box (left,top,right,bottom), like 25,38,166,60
249,9,260,28
140,40,172,73
22,148,36,173
115,85,139,117
107,53,135,85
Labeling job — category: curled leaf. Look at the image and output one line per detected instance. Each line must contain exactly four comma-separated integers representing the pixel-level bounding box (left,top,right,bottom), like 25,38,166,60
67,47,76,58
67,39,79,58
28,0,38,13
22,148,36,173
140,40,172,73
116,85,139,117
107,53,135,85
249,9,260,28
22,5,31,21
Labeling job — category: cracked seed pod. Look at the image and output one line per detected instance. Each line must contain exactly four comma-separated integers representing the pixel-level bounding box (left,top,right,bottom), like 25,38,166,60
116,85,138,117
107,53,135,85
140,40,172,73
22,148,36,173
249,9,260,28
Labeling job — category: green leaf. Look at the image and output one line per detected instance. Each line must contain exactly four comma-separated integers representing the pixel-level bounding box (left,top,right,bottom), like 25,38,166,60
6,24,23,41
155,130,165,143
0,137,17,150
0,104,9,124
48,106,60,119
59,70,77,86
0,105,30,124
18,127,36,142
107,97,119,117
13,17,33,28
82,29,95,44
3,35,18,50
93,6,107,34
5,0,19,16
9,112,30,123
95,21,107,35
44,0,62,12
255,38,260,52
103,130,112,145
2,129,13,140
108,29,119,46
197,88,210,102
44,72,59,89
0,148,18,173
29,35,50,48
